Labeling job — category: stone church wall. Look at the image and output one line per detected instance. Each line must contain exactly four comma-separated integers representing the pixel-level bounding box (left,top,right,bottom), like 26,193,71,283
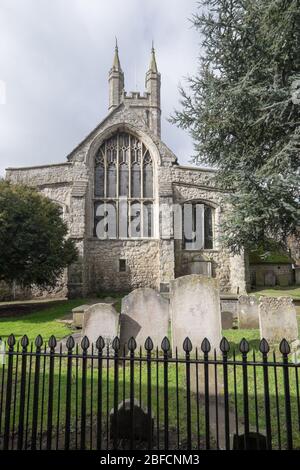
85,239,160,293
168,166,248,294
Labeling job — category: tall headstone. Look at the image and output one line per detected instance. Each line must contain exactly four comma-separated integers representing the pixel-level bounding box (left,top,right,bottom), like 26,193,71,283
120,288,169,352
258,296,298,344
238,295,259,329
83,303,120,348
170,275,222,353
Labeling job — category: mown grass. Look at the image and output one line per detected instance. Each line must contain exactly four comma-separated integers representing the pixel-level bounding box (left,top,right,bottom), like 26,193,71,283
251,286,300,300
0,300,87,343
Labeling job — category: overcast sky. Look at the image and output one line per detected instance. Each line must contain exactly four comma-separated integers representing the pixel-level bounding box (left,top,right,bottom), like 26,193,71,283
0,0,201,176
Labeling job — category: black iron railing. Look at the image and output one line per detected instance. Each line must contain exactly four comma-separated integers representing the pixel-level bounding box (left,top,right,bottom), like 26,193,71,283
0,334,299,450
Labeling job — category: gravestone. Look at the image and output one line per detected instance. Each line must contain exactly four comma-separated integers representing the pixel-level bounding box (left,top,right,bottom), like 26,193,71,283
238,296,259,329
258,296,298,344
221,297,238,318
221,311,233,330
170,275,222,353
72,304,90,328
83,303,120,348
264,271,276,287
120,288,169,352
109,399,153,441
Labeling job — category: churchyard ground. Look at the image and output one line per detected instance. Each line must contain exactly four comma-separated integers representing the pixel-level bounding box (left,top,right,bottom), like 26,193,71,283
0,293,299,448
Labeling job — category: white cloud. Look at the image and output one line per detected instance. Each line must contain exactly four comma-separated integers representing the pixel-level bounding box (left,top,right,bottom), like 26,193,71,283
0,0,201,176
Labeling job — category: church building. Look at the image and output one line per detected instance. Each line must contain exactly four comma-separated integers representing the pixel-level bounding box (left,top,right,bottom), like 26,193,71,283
6,44,248,298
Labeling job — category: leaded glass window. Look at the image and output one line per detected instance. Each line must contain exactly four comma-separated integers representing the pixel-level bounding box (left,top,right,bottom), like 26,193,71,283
94,131,154,239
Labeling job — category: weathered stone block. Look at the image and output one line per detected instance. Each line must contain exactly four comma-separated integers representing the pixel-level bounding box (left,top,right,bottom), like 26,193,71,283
238,295,259,329
83,303,120,348
170,274,222,353
72,304,90,328
120,288,169,352
258,296,298,344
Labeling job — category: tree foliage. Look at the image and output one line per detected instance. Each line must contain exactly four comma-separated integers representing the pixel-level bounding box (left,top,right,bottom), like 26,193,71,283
172,0,300,252
0,180,78,288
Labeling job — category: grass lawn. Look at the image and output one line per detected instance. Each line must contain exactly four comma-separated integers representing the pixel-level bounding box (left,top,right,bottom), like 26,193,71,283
0,299,87,343
251,286,300,300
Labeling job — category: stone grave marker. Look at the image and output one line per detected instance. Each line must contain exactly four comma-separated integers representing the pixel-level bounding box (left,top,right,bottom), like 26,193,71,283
170,274,222,353
83,303,120,350
221,311,233,330
258,297,298,344
120,288,169,352
72,304,90,328
238,295,259,329
109,399,153,441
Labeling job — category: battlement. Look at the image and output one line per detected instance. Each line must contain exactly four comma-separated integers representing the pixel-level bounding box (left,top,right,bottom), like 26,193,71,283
123,91,150,100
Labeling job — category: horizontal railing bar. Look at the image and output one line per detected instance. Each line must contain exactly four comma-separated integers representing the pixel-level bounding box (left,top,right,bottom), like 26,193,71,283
2,350,299,368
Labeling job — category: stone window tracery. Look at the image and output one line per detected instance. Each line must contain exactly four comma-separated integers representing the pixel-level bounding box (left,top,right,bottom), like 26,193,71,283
94,131,154,238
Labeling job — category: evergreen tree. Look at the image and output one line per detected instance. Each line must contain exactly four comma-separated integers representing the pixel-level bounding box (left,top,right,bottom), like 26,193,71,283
172,0,300,253
0,180,78,288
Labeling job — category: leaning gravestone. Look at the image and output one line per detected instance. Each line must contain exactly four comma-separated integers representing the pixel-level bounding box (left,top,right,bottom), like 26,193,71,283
83,303,119,349
120,288,169,352
258,297,298,344
238,295,259,329
170,275,222,353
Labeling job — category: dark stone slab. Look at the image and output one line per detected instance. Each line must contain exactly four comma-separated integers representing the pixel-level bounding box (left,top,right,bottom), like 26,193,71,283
110,399,153,441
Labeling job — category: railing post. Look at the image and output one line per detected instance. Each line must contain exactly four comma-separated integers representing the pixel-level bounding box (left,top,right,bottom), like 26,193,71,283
161,337,170,450
220,337,230,450
259,338,272,450
46,335,57,450
280,339,293,450
96,336,105,451
64,336,75,450
31,335,43,450
112,337,120,450
239,338,250,449
183,337,193,451
3,334,15,450
128,337,137,450
201,338,211,450
17,335,29,450
80,336,89,450
145,337,154,450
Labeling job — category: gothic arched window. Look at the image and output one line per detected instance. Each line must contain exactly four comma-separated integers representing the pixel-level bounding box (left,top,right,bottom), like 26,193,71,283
94,131,154,238
183,202,214,250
